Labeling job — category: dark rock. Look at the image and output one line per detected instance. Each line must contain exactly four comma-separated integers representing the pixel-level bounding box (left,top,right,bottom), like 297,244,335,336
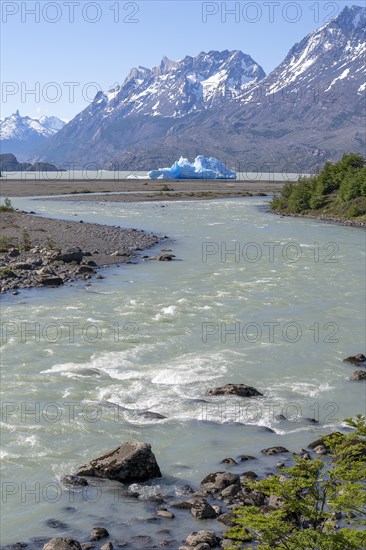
190,500,217,519
137,411,167,420
43,539,81,550
343,354,366,366
200,472,240,495
77,265,96,275
240,487,266,507
45,519,69,529
238,455,256,462
76,441,162,483
308,432,343,449
185,530,219,547
219,483,240,498
240,471,258,480
350,370,366,380
220,458,237,466
157,510,175,519
217,512,235,526
207,383,263,397
40,276,64,286
150,254,175,261
8,249,20,257
314,444,330,455
12,262,34,270
55,248,83,264
298,449,311,460
261,446,289,455
171,501,194,510
90,528,109,541
61,475,88,487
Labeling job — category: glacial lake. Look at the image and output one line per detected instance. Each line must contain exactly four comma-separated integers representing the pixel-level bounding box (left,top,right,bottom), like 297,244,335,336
1,195,365,546
1,171,308,181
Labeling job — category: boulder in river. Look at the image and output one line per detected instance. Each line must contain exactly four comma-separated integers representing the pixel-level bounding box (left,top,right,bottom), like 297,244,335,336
343,354,366,366
261,446,289,455
185,531,219,547
90,528,109,541
43,539,81,550
207,384,263,397
190,500,217,519
350,370,366,380
200,472,240,495
76,441,161,483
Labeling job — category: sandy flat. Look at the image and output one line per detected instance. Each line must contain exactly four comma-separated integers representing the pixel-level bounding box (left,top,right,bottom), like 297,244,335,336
0,178,284,201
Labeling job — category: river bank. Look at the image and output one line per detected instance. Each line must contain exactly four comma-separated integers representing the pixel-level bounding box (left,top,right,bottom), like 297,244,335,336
0,210,165,293
271,210,366,228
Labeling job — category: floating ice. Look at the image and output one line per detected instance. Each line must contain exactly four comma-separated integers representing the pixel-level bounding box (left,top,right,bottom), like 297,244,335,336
148,155,236,180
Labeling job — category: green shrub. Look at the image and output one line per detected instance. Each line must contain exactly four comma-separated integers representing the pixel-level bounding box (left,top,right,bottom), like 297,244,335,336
227,415,366,550
0,197,14,212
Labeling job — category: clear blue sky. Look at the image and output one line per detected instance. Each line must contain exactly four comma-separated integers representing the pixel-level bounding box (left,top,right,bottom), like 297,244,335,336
1,0,364,121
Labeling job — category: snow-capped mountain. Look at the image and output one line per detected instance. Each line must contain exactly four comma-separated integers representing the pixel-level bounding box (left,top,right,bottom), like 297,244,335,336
36,5,365,170
0,111,65,155
92,50,265,119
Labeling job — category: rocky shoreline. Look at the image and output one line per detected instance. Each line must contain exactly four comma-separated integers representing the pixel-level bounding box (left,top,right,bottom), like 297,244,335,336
271,210,366,228
0,211,172,294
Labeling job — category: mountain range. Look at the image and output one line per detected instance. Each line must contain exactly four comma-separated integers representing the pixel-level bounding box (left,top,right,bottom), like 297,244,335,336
3,5,365,172
0,112,65,155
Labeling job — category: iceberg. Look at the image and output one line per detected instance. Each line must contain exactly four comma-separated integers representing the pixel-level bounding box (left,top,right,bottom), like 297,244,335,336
148,155,236,180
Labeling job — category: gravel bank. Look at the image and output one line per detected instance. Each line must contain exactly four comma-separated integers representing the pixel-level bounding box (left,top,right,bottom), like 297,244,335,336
0,211,165,294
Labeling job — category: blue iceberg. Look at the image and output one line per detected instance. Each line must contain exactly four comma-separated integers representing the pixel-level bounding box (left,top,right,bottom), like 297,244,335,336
148,155,236,180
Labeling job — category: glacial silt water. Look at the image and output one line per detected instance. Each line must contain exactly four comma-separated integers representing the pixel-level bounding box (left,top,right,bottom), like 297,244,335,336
1,196,365,545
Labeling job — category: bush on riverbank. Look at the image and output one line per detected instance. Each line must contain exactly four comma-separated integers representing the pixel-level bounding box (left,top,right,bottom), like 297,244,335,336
226,415,366,549
270,154,366,221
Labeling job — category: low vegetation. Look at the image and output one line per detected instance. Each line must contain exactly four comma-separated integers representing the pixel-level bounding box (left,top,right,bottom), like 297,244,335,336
270,153,366,221
227,415,366,549
0,197,14,212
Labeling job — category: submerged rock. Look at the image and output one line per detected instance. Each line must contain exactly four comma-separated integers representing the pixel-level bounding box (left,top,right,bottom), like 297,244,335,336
207,384,263,397
220,458,237,466
261,446,289,455
76,441,161,483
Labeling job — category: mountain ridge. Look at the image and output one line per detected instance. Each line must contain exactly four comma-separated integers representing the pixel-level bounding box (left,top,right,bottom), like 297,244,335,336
13,5,366,170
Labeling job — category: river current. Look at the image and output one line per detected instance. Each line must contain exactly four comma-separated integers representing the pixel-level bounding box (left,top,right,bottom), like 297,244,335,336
1,196,365,546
